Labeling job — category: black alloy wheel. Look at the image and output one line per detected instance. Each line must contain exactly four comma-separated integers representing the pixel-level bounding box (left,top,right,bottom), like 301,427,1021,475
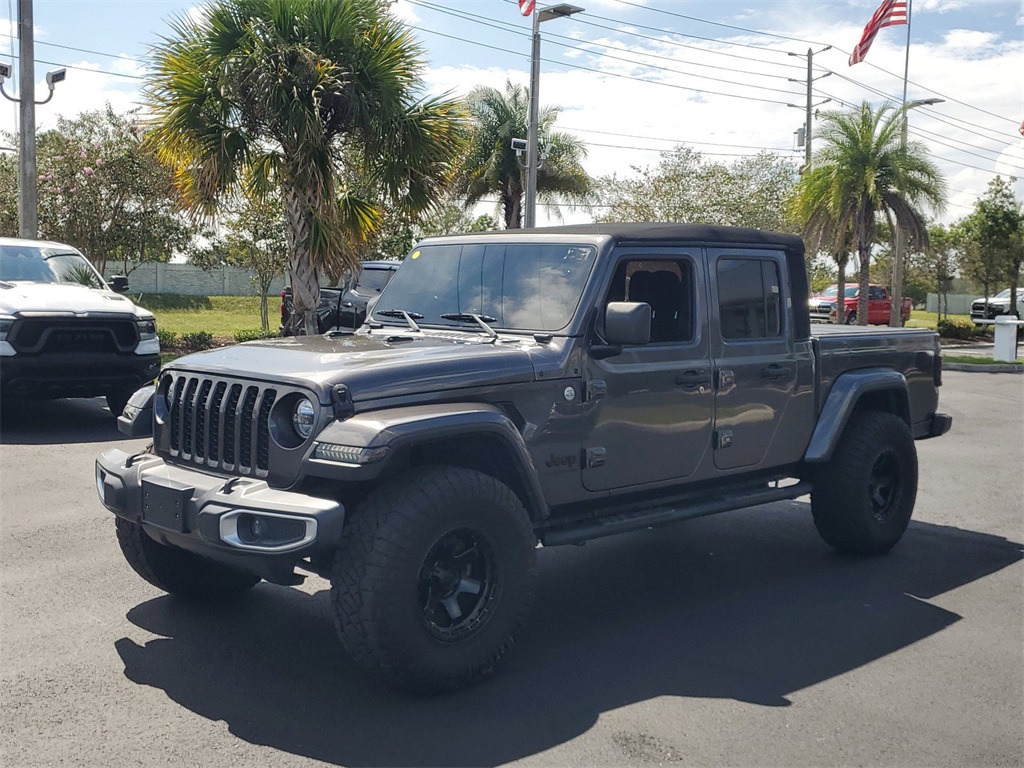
418,528,498,641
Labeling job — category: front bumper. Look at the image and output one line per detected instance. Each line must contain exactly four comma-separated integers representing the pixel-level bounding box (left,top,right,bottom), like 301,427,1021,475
0,352,160,399
96,448,344,585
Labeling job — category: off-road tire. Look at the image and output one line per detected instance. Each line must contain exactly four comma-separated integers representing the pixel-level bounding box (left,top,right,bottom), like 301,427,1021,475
811,411,918,555
331,466,537,692
115,517,260,600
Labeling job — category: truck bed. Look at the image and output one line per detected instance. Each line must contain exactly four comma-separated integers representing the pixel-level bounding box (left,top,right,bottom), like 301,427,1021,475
811,325,942,439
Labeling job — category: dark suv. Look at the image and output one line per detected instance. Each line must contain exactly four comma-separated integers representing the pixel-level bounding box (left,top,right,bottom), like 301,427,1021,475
280,260,399,334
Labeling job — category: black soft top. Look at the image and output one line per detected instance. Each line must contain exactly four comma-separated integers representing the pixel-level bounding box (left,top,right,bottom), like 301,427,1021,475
522,221,803,251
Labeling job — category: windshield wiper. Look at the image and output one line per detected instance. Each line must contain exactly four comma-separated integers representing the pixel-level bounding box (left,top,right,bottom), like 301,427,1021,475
376,309,423,332
440,312,498,340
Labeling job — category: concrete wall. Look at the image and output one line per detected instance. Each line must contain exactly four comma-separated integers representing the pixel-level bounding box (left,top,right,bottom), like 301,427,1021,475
122,262,286,297
926,293,977,315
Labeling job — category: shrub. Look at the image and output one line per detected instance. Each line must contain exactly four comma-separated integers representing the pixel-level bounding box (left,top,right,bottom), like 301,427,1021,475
234,328,279,343
936,319,975,340
180,331,215,351
157,329,178,348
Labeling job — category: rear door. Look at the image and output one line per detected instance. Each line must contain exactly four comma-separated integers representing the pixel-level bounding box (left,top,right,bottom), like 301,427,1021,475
708,248,800,470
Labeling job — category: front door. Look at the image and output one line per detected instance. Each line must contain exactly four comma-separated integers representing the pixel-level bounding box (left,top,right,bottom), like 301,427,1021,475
582,251,714,492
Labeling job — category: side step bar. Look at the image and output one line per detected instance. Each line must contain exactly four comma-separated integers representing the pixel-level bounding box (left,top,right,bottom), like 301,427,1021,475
540,480,812,547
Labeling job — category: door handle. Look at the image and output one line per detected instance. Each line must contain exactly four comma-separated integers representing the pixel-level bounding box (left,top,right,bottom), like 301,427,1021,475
676,369,710,388
342,301,354,308
761,364,792,379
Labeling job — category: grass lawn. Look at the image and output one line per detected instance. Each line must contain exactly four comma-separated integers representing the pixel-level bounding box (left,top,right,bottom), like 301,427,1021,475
941,354,1022,366
905,310,971,329
134,294,272,337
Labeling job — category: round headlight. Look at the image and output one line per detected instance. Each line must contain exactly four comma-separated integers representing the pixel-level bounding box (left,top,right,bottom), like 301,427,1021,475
292,398,316,439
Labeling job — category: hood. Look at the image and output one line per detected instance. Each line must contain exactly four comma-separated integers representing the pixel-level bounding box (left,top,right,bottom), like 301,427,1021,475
167,330,538,402
0,281,150,318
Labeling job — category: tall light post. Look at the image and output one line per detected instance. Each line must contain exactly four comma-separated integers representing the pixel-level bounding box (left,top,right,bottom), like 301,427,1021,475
889,96,944,326
524,3,583,229
0,0,67,240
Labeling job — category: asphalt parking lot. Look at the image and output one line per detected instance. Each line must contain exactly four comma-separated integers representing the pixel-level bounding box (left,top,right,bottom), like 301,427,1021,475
1,370,1021,767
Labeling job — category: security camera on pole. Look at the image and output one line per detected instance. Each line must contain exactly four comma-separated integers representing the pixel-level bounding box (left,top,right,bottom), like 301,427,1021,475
0,0,67,239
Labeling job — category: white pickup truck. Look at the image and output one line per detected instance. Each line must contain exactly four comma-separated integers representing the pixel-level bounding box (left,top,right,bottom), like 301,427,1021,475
0,237,160,416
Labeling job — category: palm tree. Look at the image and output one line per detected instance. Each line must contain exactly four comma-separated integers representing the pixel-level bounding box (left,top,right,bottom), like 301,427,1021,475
458,81,593,229
146,0,465,334
789,101,945,324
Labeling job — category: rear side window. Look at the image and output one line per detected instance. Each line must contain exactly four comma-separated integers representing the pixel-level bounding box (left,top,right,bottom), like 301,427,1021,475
717,257,782,340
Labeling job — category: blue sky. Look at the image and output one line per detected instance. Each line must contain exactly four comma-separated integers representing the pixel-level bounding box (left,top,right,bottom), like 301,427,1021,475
2,0,1022,225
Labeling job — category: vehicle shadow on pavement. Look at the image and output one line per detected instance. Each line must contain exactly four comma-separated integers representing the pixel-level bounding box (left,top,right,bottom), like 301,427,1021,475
115,503,1022,768
0,396,121,445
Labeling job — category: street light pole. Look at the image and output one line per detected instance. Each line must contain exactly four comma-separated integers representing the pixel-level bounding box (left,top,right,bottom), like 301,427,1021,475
0,0,66,241
18,0,37,239
524,3,583,229
889,96,944,327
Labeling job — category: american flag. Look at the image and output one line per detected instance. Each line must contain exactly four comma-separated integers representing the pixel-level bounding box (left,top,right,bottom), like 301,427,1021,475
519,0,535,16
849,0,908,66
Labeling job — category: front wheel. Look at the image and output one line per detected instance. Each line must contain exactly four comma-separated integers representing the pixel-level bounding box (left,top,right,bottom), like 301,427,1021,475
810,411,918,555
844,311,857,325
331,466,537,692
115,518,260,600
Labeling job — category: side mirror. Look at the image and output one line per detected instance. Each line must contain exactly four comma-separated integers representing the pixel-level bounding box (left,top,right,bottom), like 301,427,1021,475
605,301,651,346
109,275,129,293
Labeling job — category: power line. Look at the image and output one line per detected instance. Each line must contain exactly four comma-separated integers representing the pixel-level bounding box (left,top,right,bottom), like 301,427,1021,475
407,0,804,98
407,22,795,106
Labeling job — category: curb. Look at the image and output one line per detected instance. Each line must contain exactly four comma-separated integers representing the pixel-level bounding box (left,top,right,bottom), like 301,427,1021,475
943,362,1024,374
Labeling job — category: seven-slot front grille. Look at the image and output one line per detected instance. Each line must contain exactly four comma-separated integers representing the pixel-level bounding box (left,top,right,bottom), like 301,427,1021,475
165,373,278,476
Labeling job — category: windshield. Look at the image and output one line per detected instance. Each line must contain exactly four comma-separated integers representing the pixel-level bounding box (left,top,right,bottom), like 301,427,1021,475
820,285,858,298
375,242,597,332
993,289,1011,299
0,245,104,289
354,267,395,294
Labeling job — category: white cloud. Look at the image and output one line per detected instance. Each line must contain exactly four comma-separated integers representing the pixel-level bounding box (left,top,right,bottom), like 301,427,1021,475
943,29,999,50
917,0,967,12
389,0,420,25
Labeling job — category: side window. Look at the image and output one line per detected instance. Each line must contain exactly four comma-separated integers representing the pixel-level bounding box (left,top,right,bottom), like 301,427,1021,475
604,258,695,343
717,257,782,340
868,285,885,300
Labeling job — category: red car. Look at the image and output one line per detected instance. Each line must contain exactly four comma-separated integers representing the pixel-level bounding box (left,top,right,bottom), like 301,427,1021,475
809,284,912,325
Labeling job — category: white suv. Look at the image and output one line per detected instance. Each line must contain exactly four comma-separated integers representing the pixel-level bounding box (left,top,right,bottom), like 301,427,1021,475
0,238,160,416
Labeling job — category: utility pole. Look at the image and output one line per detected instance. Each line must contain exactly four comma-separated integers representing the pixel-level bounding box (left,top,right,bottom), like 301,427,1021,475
787,46,831,173
0,0,66,240
18,0,36,238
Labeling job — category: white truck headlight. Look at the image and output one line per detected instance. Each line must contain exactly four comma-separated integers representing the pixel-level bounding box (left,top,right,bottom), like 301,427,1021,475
135,318,159,355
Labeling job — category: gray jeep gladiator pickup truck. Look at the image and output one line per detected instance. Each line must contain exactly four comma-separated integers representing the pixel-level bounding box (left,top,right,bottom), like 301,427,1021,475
96,223,951,691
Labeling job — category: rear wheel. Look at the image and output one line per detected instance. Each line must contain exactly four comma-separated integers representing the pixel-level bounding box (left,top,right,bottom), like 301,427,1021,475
811,411,918,555
115,518,260,600
331,466,537,692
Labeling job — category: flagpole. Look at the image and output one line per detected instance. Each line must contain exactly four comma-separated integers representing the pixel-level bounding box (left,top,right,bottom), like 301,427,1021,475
890,0,912,326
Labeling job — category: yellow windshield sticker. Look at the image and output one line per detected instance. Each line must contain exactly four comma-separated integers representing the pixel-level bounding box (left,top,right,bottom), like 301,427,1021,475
410,250,421,260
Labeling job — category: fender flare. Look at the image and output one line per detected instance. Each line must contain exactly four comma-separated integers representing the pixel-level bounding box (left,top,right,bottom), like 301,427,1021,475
311,402,549,518
804,368,910,463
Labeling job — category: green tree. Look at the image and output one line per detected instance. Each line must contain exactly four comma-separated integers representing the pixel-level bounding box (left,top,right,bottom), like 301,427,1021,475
958,177,1023,317
2,109,192,276
458,80,593,229
926,224,959,320
147,0,465,334
789,102,946,324
191,195,290,331
0,149,16,235
599,147,798,232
